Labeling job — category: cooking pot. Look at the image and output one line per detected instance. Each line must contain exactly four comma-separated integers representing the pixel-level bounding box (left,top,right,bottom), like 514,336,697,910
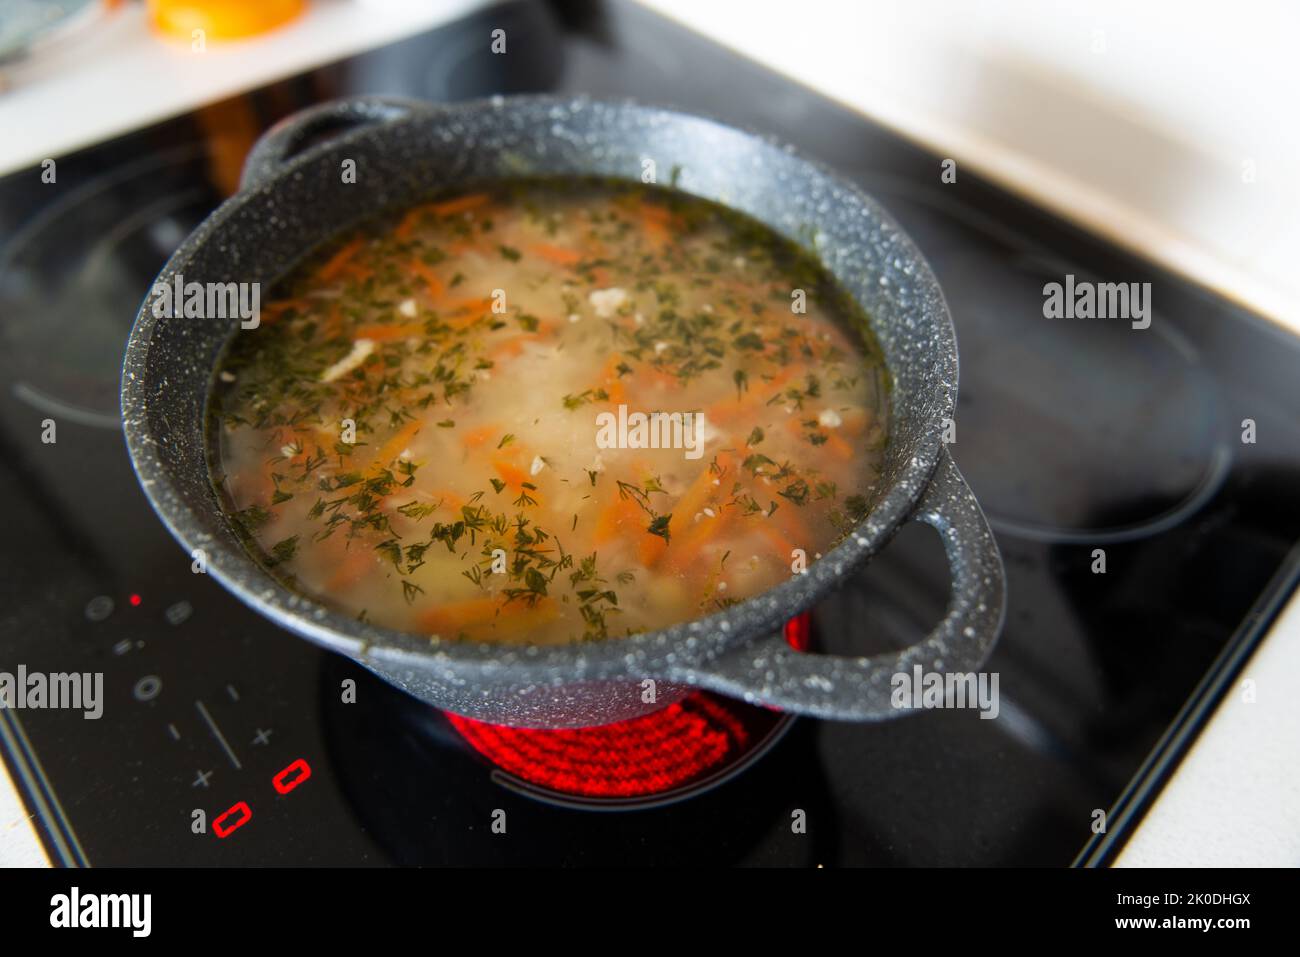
121,95,1005,728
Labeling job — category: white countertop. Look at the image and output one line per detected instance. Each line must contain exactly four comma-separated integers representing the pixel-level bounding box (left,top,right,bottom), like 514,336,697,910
0,749,46,866
0,0,492,174
1116,585,1300,867
639,0,1300,338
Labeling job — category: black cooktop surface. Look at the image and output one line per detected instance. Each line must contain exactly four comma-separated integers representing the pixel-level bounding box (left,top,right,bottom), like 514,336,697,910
2,0,1298,867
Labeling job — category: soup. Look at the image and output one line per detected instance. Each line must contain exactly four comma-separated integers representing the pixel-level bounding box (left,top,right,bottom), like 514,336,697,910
209,178,889,644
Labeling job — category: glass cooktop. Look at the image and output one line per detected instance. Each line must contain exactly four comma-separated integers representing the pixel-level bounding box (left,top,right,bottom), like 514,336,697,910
2,0,1298,866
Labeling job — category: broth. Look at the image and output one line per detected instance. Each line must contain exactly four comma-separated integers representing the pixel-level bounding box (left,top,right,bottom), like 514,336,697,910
209,178,889,644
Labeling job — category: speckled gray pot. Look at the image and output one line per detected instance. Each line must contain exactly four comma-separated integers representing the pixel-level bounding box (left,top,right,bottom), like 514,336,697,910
121,95,1005,728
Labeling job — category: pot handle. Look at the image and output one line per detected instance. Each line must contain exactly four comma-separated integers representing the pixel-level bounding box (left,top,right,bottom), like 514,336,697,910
239,96,427,192
683,447,1005,720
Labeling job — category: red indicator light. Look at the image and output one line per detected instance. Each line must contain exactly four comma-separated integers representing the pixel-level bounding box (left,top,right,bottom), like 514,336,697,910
213,801,252,838
129,594,142,607
272,758,312,795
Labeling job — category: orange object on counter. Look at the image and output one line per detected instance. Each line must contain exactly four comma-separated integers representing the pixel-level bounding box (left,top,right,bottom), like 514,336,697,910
148,0,306,41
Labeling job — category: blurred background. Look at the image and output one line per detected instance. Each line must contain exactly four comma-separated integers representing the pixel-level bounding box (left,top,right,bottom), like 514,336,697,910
2,0,1297,327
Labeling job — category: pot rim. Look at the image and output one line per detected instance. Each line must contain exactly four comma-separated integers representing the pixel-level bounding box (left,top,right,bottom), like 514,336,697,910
121,93,956,683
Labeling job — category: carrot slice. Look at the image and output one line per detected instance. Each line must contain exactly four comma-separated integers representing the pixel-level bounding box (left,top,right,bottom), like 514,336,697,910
640,453,731,570
393,193,490,241
492,459,531,489
824,432,854,461
596,353,628,404
661,508,729,574
638,529,669,566
675,453,731,528
709,366,797,424
590,489,669,565
488,334,536,359
324,543,380,592
639,200,675,250
484,321,558,361
531,243,584,266
393,211,420,240
321,303,344,338
409,258,445,301
484,599,560,640
604,380,628,405
429,192,491,217
435,491,465,512
259,298,309,323
442,296,497,330
352,323,424,342
781,414,854,461
660,462,733,566
593,495,641,545
493,457,545,505
370,418,423,470
421,596,495,631
753,519,798,566
668,448,806,574
640,364,679,391
317,237,365,282
644,218,670,250
461,424,500,449
343,262,373,283
639,201,673,225
446,295,496,316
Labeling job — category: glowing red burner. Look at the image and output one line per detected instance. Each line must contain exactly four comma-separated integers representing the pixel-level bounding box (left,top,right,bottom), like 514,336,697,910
448,614,810,800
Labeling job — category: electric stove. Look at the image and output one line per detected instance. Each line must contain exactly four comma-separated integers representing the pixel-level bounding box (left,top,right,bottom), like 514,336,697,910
2,0,1298,867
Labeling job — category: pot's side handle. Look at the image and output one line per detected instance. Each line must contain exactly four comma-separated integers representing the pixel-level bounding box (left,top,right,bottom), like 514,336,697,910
239,96,428,192
682,448,1006,721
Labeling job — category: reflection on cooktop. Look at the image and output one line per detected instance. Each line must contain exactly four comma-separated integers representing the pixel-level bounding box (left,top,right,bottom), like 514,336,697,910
0,144,220,427
848,176,1231,543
